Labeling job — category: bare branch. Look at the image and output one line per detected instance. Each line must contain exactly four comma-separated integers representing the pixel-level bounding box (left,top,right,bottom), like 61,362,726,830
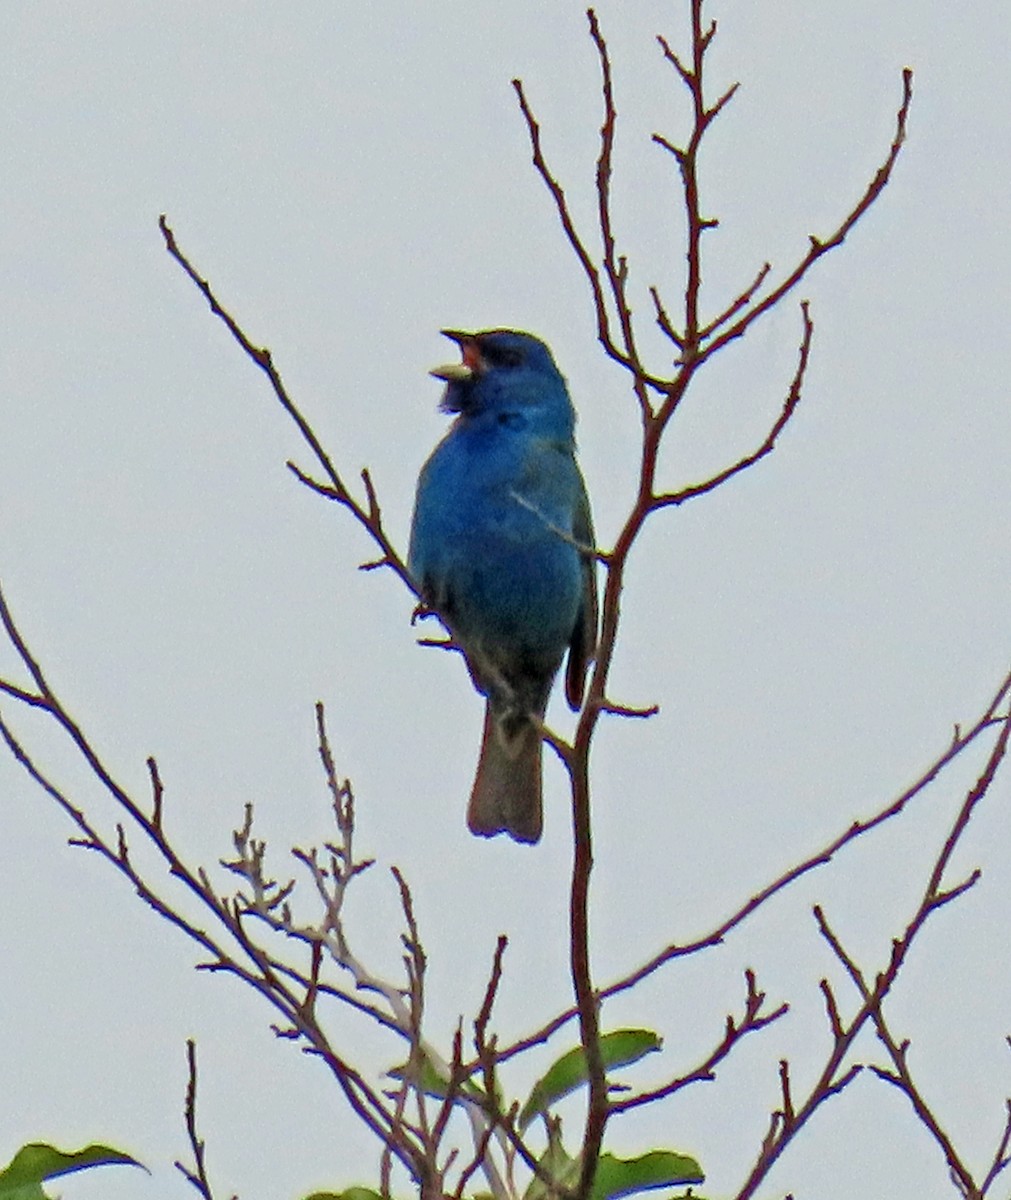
653,300,813,508
587,8,651,418
655,4,736,358
610,969,788,1114
511,77,621,373
699,261,772,340
800,708,1011,1200
475,936,509,1056
701,68,914,361
778,1059,795,1128
174,1041,233,1200
494,664,1011,1066
649,284,684,350
981,1100,1011,1195
158,216,414,596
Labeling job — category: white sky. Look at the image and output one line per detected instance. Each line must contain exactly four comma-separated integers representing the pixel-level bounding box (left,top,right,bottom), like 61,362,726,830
2,3,1010,1199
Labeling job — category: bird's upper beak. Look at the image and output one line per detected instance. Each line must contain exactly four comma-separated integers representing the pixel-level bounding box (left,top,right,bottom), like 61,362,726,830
430,329,482,381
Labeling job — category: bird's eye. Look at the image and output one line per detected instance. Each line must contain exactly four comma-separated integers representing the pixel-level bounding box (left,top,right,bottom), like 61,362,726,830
484,345,523,369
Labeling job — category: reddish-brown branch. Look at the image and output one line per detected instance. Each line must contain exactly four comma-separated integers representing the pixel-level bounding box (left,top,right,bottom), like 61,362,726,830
0,697,418,1170
511,77,628,379
735,703,1009,1198
489,664,1011,1068
567,741,606,1200
158,216,414,594
587,9,651,418
981,1100,1011,1195
655,2,735,357
0,580,434,1179
808,708,1011,1200
0,677,48,708
699,261,772,340
609,970,788,1114
174,1041,224,1200
475,936,509,1054
648,284,684,350
702,68,914,362
653,299,812,509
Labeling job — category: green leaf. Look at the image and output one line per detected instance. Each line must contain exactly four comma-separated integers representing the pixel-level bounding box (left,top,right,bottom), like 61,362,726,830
590,1150,704,1200
303,1191,384,1200
388,1051,493,1107
519,1029,662,1129
389,1053,454,1097
523,1127,580,1200
0,1142,143,1198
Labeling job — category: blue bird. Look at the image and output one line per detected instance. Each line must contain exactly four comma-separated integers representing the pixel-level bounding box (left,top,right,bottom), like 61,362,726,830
409,330,597,843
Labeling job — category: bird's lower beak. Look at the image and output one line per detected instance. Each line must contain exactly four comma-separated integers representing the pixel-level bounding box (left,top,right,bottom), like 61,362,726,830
431,329,481,381
430,361,474,382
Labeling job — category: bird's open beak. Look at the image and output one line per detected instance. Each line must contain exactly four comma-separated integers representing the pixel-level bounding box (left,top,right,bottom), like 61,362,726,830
430,329,481,381
430,361,473,382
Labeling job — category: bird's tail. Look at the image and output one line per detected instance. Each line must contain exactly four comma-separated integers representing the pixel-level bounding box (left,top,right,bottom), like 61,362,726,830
467,701,543,844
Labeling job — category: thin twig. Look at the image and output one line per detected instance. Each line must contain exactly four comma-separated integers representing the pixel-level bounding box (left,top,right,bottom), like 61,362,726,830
158,216,414,593
609,970,788,1113
653,300,813,508
174,1040,233,1200
490,664,1011,1068
701,68,914,362
809,707,1011,1199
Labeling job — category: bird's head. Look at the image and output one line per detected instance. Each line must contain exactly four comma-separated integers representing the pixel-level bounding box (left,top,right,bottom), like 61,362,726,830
431,329,575,439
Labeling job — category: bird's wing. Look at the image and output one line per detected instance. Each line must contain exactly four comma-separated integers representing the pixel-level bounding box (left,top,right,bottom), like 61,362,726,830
565,472,598,710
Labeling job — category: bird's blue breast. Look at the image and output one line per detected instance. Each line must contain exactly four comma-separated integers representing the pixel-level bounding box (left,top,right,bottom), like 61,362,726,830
409,416,584,663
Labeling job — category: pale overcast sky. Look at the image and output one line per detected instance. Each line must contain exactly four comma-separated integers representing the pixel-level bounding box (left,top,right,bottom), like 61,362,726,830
2,4,1010,1199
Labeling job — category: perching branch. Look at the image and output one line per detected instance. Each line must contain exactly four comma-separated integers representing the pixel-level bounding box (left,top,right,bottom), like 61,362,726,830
158,215,413,594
